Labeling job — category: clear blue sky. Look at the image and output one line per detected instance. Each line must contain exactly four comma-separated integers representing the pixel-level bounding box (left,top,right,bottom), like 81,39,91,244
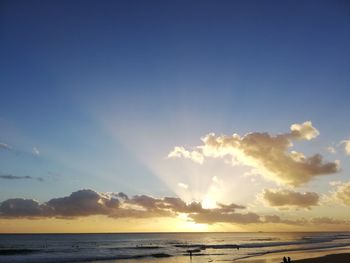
1,0,349,202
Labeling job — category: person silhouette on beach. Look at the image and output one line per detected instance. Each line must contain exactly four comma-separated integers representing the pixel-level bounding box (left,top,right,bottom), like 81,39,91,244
283,256,288,263
288,256,291,262
188,250,192,261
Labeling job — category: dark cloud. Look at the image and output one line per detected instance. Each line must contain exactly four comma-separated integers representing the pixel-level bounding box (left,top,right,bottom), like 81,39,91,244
217,203,245,211
262,189,319,209
1,189,349,227
47,190,120,217
0,174,44,182
115,192,128,200
0,199,48,218
0,190,122,218
0,189,259,224
190,210,260,224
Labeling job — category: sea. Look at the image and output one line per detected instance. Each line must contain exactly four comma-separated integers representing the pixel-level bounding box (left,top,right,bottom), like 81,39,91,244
1,232,350,263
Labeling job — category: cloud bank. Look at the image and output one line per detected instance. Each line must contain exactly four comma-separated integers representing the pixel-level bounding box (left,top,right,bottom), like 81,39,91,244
1,189,348,227
168,121,339,186
0,189,252,223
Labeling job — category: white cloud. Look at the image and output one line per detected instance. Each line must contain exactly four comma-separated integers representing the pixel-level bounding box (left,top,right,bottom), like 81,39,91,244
290,121,320,140
329,181,342,186
177,182,188,189
342,140,350,155
326,146,336,154
168,146,203,164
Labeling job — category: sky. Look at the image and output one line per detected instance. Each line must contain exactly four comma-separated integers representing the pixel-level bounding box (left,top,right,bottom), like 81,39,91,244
0,0,350,233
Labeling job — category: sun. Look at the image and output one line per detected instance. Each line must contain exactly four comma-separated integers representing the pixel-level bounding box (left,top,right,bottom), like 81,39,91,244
202,195,217,209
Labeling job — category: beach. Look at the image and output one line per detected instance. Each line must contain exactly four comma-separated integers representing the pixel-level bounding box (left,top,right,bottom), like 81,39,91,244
96,250,350,263
295,253,350,263
238,247,350,263
1,232,350,263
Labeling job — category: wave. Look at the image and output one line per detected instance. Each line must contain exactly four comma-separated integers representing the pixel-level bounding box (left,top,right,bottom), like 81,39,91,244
0,249,40,256
174,233,350,251
0,251,172,263
1,233,350,263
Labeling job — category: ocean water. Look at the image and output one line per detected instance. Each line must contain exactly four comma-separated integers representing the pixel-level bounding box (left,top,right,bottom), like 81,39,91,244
1,232,350,263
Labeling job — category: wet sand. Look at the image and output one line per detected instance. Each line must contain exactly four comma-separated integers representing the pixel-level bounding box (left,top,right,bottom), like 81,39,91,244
91,247,350,263
294,253,350,263
238,247,350,263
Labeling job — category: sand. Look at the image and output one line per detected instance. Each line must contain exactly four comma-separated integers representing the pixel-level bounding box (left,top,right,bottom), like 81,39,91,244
237,247,350,263
91,252,350,263
294,253,350,263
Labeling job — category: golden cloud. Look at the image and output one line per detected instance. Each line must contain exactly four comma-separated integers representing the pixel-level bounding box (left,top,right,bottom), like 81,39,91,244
168,121,339,186
343,140,350,155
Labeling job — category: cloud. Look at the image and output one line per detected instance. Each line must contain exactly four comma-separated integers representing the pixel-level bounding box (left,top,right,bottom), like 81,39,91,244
342,140,350,155
187,202,261,225
0,189,269,225
260,215,350,226
333,181,350,205
0,199,47,218
290,121,320,140
0,174,44,182
326,147,336,154
0,142,12,151
168,121,339,186
32,147,40,156
310,217,350,225
177,182,188,189
0,190,177,219
168,146,204,164
190,210,260,224
126,195,260,224
258,215,306,225
261,188,319,209
1,189,349,227
47,189,120,217
329,181,342,186
0,190,121,219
